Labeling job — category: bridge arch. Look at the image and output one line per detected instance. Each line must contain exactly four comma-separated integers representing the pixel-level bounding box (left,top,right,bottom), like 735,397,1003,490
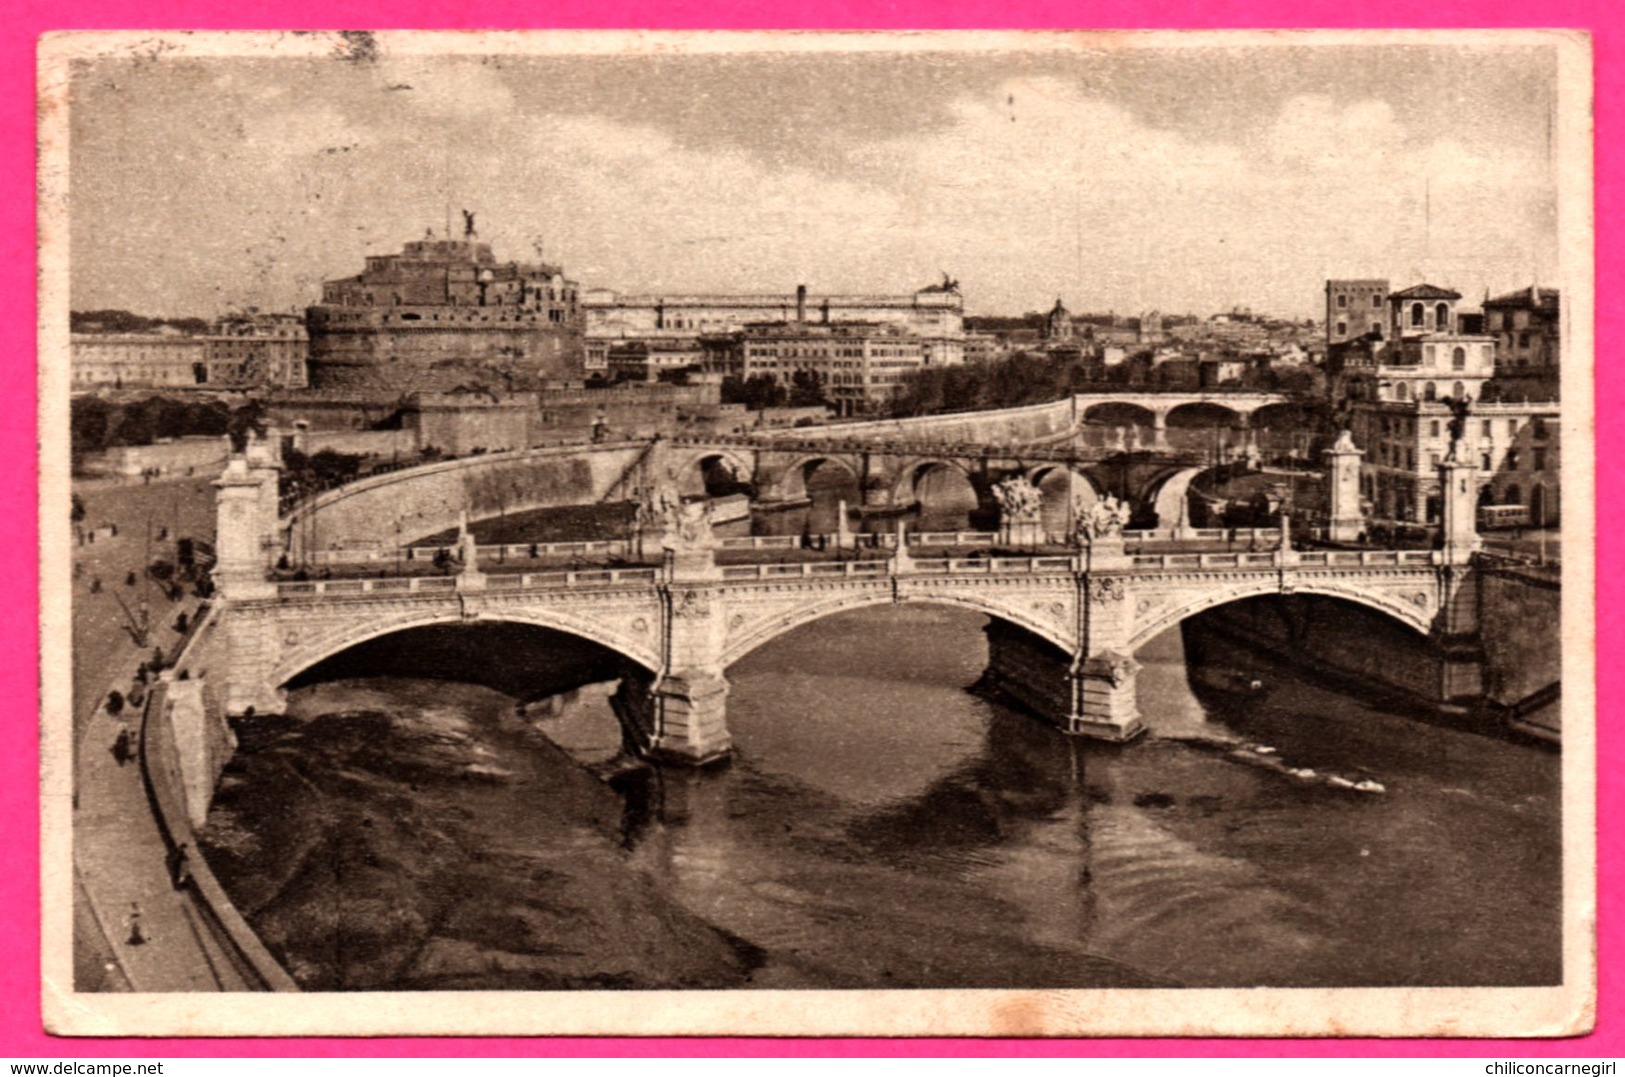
721,588,1074,669
672,449,755,498
1027,465,1102,533
1083,401,1158,427
272,606,662,691
1125,579,1435,655
893,458,978,513
1140,466,1206,530
1164,400,1242,426
766,453,862,502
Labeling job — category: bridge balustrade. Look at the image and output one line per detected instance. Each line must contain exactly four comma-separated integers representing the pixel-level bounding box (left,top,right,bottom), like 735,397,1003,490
293,526,1304,579
720,560,890,580
720,535,802,550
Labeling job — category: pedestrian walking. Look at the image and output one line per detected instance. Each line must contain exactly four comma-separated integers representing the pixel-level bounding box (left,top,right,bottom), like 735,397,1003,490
126,902,147,946
90,576,102,594
167,843,192,890
111,727,133,767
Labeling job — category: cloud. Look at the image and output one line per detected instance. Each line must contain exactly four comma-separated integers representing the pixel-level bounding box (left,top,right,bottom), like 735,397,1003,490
69,65,1558,319
824,79,1555,313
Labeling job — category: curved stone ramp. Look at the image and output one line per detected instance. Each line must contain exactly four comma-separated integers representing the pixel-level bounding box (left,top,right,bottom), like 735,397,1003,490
138,677,300,991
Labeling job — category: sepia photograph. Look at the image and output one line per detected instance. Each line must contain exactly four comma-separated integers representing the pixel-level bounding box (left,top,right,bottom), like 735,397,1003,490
37,29,1595,1038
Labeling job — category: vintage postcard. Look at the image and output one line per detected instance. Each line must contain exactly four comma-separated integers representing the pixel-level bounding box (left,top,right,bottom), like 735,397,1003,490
38,29,1595,1037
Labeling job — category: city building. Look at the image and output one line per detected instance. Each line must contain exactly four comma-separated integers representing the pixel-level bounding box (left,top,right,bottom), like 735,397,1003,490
1349,397,1560,526
603,338,707,383
305,224,583,394
71,331,208,390
1334,279,1558,524
962,331,1006,364
1483,285,1561,398
204,311,309,390
730,320,944,416
582,278,966,374
1324,279,1390,345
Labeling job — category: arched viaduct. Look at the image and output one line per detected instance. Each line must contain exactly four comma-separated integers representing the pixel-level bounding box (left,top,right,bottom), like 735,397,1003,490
274,392,1298,560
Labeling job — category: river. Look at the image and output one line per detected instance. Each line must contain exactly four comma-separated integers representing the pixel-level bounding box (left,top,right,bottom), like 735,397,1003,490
199,600,1561,991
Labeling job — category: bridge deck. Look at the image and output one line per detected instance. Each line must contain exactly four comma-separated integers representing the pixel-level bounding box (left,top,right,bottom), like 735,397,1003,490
268,547,1441,600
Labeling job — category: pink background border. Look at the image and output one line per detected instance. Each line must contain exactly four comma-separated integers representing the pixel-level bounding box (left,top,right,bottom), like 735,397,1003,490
13,0,1617,1057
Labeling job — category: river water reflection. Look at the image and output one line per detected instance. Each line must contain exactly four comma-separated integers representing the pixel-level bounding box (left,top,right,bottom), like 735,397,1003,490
209,605,1561,990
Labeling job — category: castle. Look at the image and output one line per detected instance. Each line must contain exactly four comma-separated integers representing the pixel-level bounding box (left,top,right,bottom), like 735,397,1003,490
305,219,584,393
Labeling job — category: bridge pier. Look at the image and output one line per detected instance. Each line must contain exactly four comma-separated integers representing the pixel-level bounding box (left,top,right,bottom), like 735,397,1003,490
981,627,1146,744
1149,411,1170,451
611,666,733,766
1073,651,1146,741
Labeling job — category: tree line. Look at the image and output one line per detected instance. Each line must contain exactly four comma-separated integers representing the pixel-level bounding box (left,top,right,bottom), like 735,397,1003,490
71,396,267,464
71,309,211,335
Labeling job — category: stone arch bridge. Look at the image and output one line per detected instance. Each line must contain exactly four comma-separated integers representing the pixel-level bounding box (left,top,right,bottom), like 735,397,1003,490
277,392,1295,559
210,533,1481,764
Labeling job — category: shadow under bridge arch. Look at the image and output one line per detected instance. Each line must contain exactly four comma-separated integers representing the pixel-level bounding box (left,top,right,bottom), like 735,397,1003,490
672,449,755,499
277,610,663,701
719,587,1077,670
1139,466,1209,531
1125,581,1437,656
893,459,980,523
760,453,862,504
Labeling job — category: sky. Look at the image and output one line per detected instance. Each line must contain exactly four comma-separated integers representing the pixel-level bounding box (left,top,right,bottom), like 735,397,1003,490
65,34,1562,320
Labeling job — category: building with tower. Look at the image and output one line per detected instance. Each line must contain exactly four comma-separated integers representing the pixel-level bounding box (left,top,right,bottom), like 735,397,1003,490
305,220,583,394
1330,278,1558,526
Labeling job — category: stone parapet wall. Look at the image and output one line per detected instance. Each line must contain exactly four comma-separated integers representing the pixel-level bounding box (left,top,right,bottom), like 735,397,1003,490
1477,564,1562,707
282,442,651,556
783,397,1077,444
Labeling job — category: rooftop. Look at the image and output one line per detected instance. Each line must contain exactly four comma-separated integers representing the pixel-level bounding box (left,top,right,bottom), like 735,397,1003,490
1484,286,1560,310
1389,283,1463,301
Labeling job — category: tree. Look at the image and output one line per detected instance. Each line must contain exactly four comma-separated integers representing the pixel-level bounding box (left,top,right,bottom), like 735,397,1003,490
70,397,114,461
788,369,827,408
721,374,787,410
105,690,125,716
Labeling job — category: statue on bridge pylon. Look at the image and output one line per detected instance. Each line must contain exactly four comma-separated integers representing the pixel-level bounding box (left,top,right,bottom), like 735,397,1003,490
641,480,721,579
1076,493,1132,544
1075,492,1134,570
992,475,1043,547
